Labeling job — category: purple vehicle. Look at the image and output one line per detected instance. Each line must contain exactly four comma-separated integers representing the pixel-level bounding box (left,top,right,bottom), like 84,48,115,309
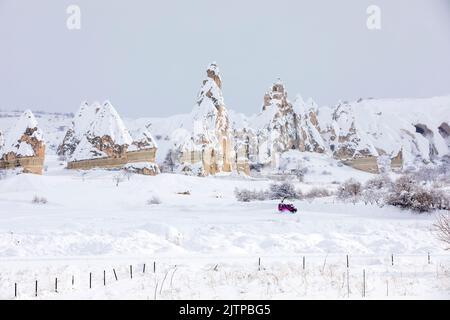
278,198,298,213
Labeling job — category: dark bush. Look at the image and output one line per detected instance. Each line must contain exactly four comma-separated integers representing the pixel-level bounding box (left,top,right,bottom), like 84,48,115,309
386,175,449,212
269,182,300,200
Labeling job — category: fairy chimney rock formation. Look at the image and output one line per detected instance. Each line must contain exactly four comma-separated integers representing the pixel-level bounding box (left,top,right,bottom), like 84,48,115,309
65,101,159,175
176,62,248,175
0,110,46,174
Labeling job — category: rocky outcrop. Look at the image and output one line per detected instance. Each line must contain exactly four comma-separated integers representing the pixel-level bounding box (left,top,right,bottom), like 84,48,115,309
175,62,249,176
327,101,377,160
294,96,326,153
70,101,133,161
251,80,326,168
58,101,98,158
0,110,46,174
65,101,159,175
322,97,450,170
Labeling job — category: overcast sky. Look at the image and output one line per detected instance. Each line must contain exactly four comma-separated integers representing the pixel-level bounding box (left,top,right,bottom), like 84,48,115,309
0,0,449,117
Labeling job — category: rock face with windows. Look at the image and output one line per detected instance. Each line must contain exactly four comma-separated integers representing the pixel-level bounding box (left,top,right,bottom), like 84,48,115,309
175,63,250,176
0,110,46,174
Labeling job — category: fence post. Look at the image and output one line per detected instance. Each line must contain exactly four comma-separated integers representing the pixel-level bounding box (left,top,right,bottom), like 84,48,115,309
113,268,118,281
143,263,146,274
346,256,350,298
35,280,38,297
154,261,156,273
130,265,133,279
103,270,106,286
89,272,92,289
302,256,305,270
14,283,17,298
55,278,58,293
428,252,431,265
258,258,261,271
391,254,394,266
362,270,366,298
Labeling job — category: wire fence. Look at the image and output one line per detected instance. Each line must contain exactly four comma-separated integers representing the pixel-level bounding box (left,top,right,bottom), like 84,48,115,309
1,252,449,300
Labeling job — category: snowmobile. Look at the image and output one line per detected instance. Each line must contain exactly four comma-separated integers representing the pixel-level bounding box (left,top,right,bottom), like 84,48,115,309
278,197,298,213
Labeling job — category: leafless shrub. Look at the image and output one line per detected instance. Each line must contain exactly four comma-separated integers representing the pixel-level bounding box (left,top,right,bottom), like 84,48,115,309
406,161,450,186
361,175,392,205
113,174,124,187
269,182,300,200
364,175,392,190
304,187,332,199
385,175,449,212
32,196,48,204
291,169,306,182
235,182,302,202
337,179,362,201
234,188,269,202
435,214,450,250
123,170,134,181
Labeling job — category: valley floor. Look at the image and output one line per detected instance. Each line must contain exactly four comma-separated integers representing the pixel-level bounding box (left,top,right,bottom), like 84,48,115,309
0,155,448,299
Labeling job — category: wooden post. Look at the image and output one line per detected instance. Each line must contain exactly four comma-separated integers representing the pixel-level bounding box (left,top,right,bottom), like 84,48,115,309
89,272,92,289
362,270,366,298
35,280,38,297
55,278,58,293
72,275,74,287
258,258,261,271
113,268,118,281
391,254,394,266
103,270,106,286
130,265,133,279
154,261,156,273
346,255,349,268
302,256,305,270
143,263,146,274
14,283,17,298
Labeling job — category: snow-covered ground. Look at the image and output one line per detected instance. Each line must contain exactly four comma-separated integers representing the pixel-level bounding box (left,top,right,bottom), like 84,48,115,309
0,155,448,299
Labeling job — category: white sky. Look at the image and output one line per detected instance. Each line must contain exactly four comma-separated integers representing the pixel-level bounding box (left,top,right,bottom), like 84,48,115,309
0,0,449,117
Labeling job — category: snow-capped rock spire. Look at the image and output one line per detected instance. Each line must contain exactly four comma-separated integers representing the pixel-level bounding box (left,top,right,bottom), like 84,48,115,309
0,110,45,160
70,101,133,161
172,62,237,175
58,101,99,157
196,62,225,110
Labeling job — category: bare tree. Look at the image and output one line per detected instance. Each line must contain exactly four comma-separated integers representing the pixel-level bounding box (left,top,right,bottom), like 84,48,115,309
80,171,87,182
113,174,124,187
123,169,134,181
435,214,450,250
163,149,178,173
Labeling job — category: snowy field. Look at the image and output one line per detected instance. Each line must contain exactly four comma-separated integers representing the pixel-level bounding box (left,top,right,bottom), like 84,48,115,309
0,155,449,299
